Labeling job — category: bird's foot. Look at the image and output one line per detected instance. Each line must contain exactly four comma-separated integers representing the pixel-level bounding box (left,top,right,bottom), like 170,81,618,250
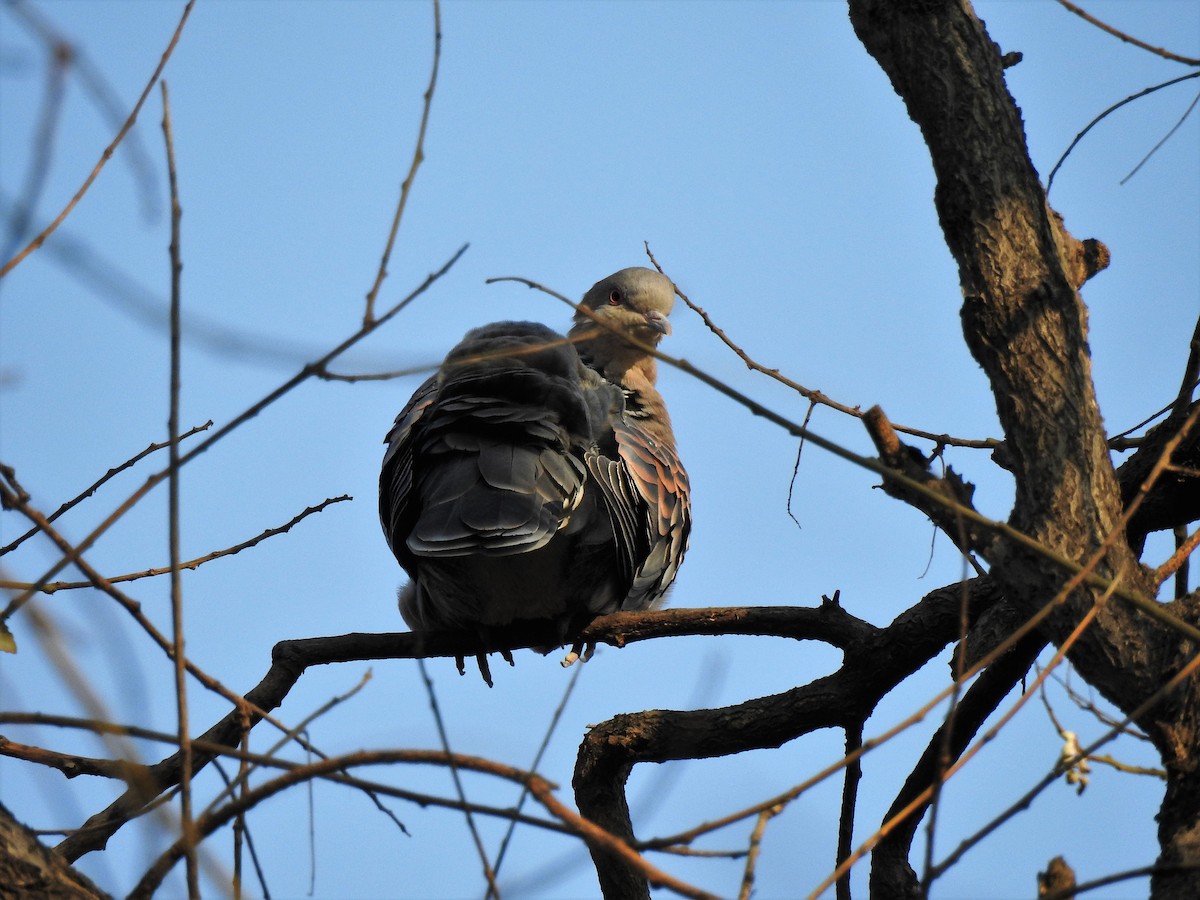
475,653,494,688
560,640,596,668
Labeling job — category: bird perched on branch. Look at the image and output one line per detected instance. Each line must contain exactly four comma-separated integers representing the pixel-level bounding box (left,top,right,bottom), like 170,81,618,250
379,267,690,683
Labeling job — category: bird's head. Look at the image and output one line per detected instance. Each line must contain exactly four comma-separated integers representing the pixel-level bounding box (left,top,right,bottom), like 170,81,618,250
572,267,677,355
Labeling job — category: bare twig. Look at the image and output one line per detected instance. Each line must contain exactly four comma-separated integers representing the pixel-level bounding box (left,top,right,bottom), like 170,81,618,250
129,749,714,900
1156,526,1200,589
836,723,862,900
1046,71,1200,192
786,401,817,528
1108,384,1198,449
0,421,212,558
3,495,350,593
0,0,195,277
1171,316,1200,422
932,648,1200,883
417,659,501,897
1120,89,1200,185
1055,0,1200,65
814,569,1125,897
643,244,1000,450
160,78,199,899
2,242,466,631
313,361,439,382
0,10,69,270
1086,754,1166,779
1042,863,1200,900
490,659,585,885
0,735,148,781
737,804,783,900
0,483,393,858
200,669,377,819
918,575,975,895
363,0,441,325
487,274,1200,645
0,712,566,837
1051,669,1150,741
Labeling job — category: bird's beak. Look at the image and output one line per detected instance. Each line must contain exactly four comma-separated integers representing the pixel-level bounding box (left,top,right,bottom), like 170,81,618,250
644,309,671,336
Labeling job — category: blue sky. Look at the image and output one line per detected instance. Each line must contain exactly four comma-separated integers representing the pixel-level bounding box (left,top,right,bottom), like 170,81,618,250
1,1,1197,897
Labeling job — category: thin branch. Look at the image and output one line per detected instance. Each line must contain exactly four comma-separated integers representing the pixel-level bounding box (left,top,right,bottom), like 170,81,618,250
1042,863,1200,900
0,421,212,558
1,242,466,630
786,401,817,528
1108,384,1198,449
918,575,975,895
490,658,585,884
1,485,401,860
0,713,567,838
5,0,161,220
0,12,69,271
199,669,381,821
0,447,272,741
931,647,1200,882
642,243,1000,450
312,361,439,382
488,275,1200,646
1086,753,1165,779
814,569,1125,897
1055,0,1200,66
5,495,350,593
737,804,783,900
1046,70,1200,192
129,749,714,900
0,0,195,277
416,659,500,897
214,747,268,900
1120,89,1200,185
1171,315,1200,421
1051,668,1150,742
0,735,148,781
362,0,441,325
160,78,199,899
1156,526,1200,588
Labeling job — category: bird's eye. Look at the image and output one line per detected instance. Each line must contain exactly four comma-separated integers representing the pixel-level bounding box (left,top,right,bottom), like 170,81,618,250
608,289,622,306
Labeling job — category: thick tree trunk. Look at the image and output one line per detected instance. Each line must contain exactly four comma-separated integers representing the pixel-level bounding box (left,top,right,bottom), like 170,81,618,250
847,0,1199,895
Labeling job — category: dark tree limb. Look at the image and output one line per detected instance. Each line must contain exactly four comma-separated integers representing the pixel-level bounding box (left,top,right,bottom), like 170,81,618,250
864,404,987,557
836,720,865,900
573,579,1002,897
1119,399,1200,553
53,600,943,863
847,1,1199,895
870,628,1046,898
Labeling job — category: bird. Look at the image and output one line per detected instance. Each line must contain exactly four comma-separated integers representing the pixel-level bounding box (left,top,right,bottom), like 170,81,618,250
379,266,690,682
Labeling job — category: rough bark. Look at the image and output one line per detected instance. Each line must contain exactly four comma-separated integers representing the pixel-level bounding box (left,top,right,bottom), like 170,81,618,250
0,802,109,900
847,0,1199,895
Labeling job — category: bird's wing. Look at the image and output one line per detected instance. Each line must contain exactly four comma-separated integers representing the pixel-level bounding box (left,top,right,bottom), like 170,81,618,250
600,414,691,611
382,323,593,564
380,373,438,569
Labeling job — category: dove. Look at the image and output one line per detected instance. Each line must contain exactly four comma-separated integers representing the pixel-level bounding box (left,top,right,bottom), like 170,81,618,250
380,267,689,681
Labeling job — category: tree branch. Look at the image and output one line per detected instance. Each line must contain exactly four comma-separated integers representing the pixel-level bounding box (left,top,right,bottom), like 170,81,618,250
572,580,1002,897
